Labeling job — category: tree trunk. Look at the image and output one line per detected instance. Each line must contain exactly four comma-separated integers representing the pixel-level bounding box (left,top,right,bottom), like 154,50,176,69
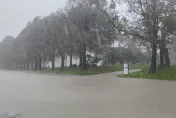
42,61,45,68
70,52,73,67
61,54,65,70
39,55,42,70
34,53,38,71
23,62,26,70
164,48,170,67
20,63,22,70
51,54,55,71
26,60,29,70
31,62,34,70
159,42,170,68
79,52,83,67
82,45,87,70
159,45,165,68
149,44,157,73
149,0,157,73
34,58,38,70
15,62,18,69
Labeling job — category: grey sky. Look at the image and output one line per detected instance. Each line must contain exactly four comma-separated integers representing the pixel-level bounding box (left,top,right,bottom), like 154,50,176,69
0,0,67,41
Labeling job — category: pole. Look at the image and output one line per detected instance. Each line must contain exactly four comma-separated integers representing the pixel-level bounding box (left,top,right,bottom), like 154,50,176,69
128,63,130,75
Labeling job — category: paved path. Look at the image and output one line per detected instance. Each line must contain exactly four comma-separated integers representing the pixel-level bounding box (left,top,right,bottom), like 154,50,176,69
0,70,175,118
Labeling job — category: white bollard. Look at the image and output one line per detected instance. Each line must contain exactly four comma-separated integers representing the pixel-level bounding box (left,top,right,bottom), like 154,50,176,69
124,63,129,75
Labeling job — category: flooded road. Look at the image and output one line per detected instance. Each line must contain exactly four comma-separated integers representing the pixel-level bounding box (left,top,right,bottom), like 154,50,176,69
0,70,176,118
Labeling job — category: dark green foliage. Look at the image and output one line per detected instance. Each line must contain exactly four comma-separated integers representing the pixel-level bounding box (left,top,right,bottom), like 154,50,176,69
91,64,97,67
72,64,78,68
106,47,151,64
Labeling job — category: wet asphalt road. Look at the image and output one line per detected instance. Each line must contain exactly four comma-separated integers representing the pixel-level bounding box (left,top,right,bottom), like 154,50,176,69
0,70,175,118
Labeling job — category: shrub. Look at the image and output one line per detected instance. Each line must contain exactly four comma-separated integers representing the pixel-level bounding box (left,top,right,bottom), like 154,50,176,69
91,64,97,67
72,64,77,68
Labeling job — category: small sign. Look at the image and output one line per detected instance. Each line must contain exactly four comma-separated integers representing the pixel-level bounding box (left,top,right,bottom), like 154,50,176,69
124,63,129,75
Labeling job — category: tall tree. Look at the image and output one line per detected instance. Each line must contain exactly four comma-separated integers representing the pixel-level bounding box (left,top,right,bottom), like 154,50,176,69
104,0,176,73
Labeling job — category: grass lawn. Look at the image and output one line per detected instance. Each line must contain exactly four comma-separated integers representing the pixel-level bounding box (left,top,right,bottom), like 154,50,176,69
56,65,123,75
120,65,176,80
44,64,148,75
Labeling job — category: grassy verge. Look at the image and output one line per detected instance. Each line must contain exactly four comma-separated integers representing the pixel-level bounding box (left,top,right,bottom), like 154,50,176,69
120,66,176,80
47,64,148,75
56,66,122,75
127,64,149,70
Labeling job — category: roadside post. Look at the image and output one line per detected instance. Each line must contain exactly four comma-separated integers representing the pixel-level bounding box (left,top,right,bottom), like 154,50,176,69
124,63,129,75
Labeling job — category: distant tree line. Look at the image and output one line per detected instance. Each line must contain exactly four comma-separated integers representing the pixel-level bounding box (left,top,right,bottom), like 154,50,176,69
0,0,176,73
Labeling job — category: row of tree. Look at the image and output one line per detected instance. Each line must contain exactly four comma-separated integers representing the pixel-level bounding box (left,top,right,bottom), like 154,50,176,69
0,0,117,71
0,0,176,73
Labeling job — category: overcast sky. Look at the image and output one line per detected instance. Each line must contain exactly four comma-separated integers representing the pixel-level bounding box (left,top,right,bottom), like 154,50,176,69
0,0,67,41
